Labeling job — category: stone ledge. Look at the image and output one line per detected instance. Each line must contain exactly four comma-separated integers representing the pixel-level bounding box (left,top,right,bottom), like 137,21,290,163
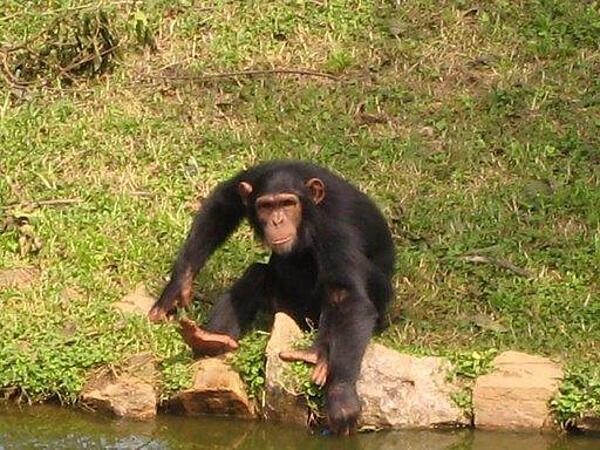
473,351,563,430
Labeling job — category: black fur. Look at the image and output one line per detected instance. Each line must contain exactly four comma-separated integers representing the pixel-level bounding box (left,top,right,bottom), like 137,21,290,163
153,161,395,433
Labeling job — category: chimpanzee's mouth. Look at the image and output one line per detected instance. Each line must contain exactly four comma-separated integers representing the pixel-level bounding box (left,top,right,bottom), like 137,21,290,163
271,236,292,246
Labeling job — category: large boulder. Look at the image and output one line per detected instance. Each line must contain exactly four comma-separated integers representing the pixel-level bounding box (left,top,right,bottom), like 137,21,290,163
169,357,255,418
263,313,468,429
473,351,563,430
358,344,470,429
81,352,157,420
263,313,309,426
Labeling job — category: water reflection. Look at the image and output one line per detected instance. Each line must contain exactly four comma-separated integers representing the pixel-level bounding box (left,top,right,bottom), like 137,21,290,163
0,404,598,450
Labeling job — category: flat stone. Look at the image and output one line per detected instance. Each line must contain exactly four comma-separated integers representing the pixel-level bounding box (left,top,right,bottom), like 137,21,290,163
170,357,254,418
82,375,157,420
473,351,563,430
264,312,309,426
358,344,470,429
263,314,468,429
81,352,158,420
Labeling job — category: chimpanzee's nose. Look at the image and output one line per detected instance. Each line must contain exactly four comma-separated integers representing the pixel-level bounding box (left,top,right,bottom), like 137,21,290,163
272,212,284,226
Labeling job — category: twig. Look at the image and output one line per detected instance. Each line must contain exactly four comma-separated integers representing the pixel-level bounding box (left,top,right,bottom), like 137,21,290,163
459,255,533,278
0,1,135,23
0,198,82,210
161,68,340,82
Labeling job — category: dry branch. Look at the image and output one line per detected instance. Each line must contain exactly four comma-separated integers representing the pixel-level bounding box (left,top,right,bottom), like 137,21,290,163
161,68,340,82
459,255,532,278
0,198,83,211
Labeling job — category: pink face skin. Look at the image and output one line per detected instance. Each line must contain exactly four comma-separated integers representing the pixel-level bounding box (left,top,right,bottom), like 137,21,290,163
237,177,325,255
255,193,301,254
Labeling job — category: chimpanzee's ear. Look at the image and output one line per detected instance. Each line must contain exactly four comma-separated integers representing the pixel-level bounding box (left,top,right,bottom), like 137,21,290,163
238,182,253,205
305,178,325,204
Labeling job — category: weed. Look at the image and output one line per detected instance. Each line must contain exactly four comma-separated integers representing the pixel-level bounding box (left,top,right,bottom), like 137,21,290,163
283,331,325,417
230,331,269,401
287,360,325,417
449,349,498,380
551,364,600,427
447,349,498,418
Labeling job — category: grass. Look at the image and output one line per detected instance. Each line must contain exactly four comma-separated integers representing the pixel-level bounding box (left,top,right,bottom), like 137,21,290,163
0,0,599,423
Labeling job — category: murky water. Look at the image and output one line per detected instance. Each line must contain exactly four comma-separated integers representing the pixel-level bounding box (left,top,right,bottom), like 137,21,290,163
0,404,599,450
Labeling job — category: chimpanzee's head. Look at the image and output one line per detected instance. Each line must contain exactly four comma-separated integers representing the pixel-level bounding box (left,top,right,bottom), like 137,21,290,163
238,170,325,255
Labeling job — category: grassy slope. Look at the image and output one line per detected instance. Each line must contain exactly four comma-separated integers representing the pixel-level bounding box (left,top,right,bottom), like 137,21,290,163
0,0,598,416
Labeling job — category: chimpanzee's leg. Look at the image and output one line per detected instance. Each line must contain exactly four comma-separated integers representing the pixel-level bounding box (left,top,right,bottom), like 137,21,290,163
205,262,270,337
367,264,394,330
180,263,270,357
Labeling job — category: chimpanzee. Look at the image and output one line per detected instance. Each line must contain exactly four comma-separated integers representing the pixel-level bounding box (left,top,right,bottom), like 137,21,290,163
149,160,395,435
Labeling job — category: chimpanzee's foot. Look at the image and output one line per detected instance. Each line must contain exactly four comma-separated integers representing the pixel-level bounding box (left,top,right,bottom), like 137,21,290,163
179,318,239,357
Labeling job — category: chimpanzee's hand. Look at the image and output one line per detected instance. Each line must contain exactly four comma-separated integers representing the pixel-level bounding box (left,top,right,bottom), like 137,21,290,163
326,382,361,436
148,279,192,323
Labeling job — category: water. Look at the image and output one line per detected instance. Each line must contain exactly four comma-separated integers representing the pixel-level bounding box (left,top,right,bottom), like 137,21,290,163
0,404,599,450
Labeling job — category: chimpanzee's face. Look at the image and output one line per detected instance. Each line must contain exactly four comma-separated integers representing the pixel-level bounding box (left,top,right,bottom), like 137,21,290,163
238,176,325,255
254,192,302,254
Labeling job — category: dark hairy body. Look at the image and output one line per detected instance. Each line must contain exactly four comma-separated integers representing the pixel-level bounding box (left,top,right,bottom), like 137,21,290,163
149,161,395,435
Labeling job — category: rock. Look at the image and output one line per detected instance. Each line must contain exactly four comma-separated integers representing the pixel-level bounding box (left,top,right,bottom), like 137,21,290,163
114,283,156,316
82,376,157,420
122,352,157,380
262,315,469,429
81,352,157,420
81,352,158,420
358,344,470,429
0,267,40,289
170,357,254,418
473,351,563,430
264,312,309,426
574,414,600,433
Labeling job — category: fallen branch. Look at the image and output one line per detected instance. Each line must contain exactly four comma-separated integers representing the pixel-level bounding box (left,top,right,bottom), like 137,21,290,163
0,198,82,210
459,255,532,278
161,68,340,82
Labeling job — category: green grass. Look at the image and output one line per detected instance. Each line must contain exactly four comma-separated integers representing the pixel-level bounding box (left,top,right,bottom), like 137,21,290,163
1,0,599,423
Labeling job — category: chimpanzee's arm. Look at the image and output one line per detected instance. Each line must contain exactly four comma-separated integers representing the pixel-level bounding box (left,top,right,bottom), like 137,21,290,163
316,227,378,435
320,284,377,435
149,176,247,322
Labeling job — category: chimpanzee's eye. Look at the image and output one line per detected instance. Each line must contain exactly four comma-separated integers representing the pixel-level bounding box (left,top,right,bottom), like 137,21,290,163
257,201,274,212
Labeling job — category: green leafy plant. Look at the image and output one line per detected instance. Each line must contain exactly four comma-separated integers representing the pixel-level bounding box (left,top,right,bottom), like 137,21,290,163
230,331,269,400
282,331,324,418
449,349,498,380
447,349,497,418
286,360,325,417
551,364,600,427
